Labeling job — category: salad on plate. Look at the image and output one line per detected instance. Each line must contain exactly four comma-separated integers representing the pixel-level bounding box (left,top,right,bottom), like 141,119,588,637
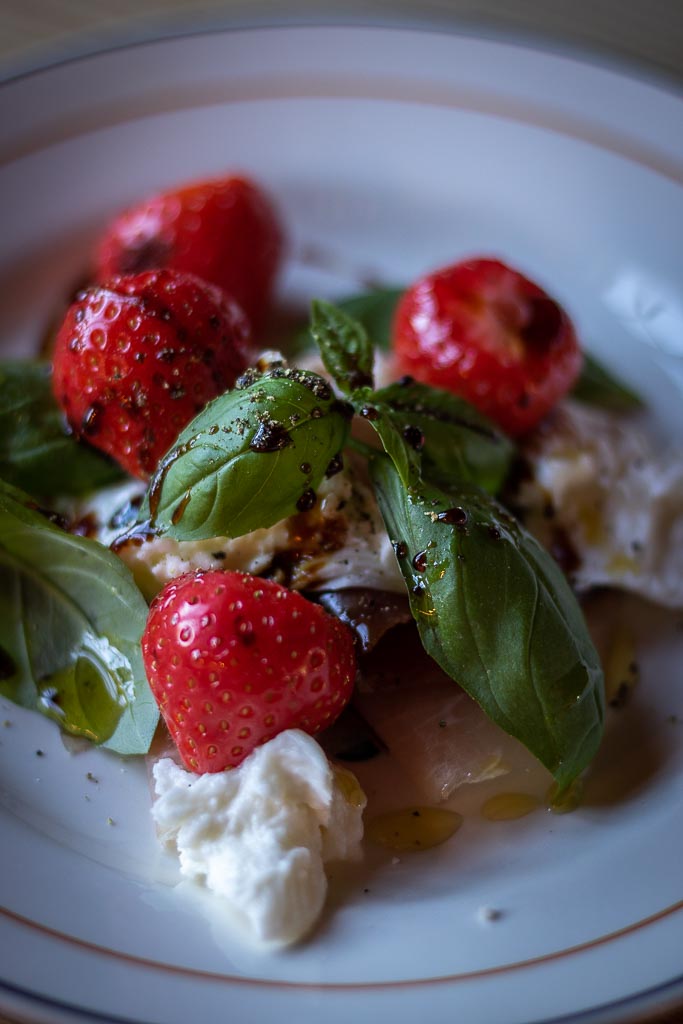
1,172,681,950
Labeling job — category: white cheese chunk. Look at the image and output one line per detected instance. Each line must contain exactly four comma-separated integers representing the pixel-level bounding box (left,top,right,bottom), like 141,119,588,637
151,730,366,947
518,401,683,608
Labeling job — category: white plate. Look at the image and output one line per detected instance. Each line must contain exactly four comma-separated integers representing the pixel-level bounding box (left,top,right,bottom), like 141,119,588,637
1,22,683,1024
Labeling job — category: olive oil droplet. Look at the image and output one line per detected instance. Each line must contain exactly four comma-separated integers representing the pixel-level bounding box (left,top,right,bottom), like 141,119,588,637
367,806,463,852
333,766,366,808
480,792,540,821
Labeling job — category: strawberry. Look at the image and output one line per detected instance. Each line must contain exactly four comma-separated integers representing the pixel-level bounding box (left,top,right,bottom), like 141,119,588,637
141,571,357,773
393,257,582,436
51,268,250,479
94,175,284,332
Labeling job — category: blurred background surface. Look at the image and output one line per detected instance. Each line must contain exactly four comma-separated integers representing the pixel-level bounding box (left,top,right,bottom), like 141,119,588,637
0,0,682,85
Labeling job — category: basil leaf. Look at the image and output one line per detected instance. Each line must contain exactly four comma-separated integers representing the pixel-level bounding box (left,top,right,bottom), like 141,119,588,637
371,458,604,790
292,287,403,355
310,300,375,395
351,386,423,490
369,380,514,495
333,288,403,349
0,481,158,754
571,352,643,411
0,361,125,496
134,368,350,541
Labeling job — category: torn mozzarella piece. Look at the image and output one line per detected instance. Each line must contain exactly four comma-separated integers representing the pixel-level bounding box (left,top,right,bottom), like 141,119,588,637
115,458,404,600
151,730,366,948
55,479,146,546
518,401,683,608
284,460,403,594
118,521,292,601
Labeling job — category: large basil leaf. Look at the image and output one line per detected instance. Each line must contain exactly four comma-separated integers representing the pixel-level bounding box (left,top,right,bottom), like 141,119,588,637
310,300,375,395
0,361,125,496
0,482,158,754
371,457,604,790
134,368,350,541
369,380,514,495
571,352,643,412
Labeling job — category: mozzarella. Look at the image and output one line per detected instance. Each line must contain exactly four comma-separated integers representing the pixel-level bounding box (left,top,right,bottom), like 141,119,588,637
517,401,683,608
151,730,365,947
110,457,404,600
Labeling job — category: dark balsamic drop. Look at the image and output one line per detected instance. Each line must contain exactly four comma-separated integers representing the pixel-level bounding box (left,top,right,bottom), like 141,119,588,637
296,489,317,512
360,405,379,421
81,403,103,436
171,492,192,525
412,550,428,573
435,507,468,526
249,420,293,453
325,453,344,478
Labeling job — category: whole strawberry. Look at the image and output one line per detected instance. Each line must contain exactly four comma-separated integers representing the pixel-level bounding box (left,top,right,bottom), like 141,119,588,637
141,571,357,773
94,175,284,332
51,268,250,479
393,257,582,437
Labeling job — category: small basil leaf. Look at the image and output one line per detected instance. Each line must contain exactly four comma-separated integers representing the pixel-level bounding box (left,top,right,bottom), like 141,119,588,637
309,300,375,395
361,381,514,495
0,481,158,754
134,368,350,542
292,287,403,355
0,361,125,496
334,288,403,349
370,458,605,790
571,352,643,411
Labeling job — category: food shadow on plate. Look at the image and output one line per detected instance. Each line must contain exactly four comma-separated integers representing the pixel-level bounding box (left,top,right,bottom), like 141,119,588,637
581,590,683,808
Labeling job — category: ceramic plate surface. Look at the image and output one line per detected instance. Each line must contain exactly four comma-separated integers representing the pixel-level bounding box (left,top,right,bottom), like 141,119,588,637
1,22,683,1024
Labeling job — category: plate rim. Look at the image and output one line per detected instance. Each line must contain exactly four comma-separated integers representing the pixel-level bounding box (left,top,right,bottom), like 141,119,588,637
2,962,683,1024
1,1,682,100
